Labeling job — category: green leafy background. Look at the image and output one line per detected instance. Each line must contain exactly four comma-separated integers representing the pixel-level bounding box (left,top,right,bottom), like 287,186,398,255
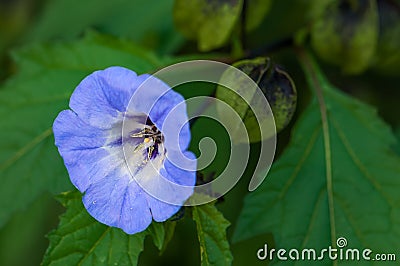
0,0,399,265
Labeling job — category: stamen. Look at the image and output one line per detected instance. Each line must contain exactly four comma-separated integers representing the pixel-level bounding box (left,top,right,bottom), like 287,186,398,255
147,146,155,161
130,132,145,138
133,142,146,153
130,117,165,161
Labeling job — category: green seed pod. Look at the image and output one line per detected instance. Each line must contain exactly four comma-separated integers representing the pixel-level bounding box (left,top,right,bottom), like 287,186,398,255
245,0,273,32
373,0,400,75
216,57,297,143
173,0,243,51
311,0,379,74
237,58,297,133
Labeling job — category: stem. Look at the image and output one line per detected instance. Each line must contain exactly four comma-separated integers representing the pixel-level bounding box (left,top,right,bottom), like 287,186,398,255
247,36,295,59
296,48,337,256
240,0,248,51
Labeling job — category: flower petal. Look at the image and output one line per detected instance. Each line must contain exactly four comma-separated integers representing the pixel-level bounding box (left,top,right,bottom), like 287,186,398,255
137,151,196,221
53,110,128,192
83,176,152,234
83,177,128,227
144,195,182,222
69,66,149,129
53,110,108,150
163,150,197,187
125,76,191,150
118,182,153,234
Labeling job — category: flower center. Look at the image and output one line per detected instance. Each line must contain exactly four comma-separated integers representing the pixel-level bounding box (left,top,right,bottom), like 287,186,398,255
130,117,165,162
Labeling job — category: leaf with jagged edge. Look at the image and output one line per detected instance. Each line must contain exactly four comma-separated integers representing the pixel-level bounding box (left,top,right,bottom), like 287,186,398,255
192,203,233,266
0,32,162,228
159,221,177,255
41,191,165,266
233,53,400,265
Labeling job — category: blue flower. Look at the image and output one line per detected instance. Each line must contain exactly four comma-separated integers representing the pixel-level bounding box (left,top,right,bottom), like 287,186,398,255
53,66,197,234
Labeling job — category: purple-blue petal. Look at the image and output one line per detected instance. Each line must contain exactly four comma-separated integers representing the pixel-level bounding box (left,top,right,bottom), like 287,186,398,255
145,195,182,222
83,177,129,227
118,182,153,234
53,110,115,191
83,176,152,234
153,94,191,152
53,110,108,150
163,150,197,187
143,151,196,221
69,67,148,129
125,75,191,151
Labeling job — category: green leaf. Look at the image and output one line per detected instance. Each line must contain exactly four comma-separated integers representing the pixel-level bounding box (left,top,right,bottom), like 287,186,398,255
159,221,177,255
13,32,159,76
0,195,59,266
311,0,379,74
147,221,165,251
42,191,150,266
192,203,233,266
394,127,400,155
233,53,400,264
0,32,162,228
173,0,243,51
24,0,183,54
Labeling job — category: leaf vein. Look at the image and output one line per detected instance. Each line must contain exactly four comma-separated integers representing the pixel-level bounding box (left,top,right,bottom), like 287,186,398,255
0,127,53,171
77,227,110,266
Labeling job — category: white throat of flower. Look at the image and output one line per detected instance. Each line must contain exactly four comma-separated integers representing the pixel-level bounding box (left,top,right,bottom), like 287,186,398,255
104,113,167,183
124,115,167,177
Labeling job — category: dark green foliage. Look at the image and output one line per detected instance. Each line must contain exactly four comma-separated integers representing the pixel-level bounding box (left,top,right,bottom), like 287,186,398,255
0,1,399,265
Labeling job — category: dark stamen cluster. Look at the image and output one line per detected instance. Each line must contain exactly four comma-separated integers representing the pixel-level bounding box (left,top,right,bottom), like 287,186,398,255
131,117,164,161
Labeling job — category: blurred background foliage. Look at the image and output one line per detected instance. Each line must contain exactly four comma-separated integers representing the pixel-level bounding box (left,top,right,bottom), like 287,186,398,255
0,0,399,265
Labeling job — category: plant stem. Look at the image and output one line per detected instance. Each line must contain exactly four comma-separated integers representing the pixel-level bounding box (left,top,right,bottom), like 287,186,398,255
240,0,248,51
296,48,337,262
